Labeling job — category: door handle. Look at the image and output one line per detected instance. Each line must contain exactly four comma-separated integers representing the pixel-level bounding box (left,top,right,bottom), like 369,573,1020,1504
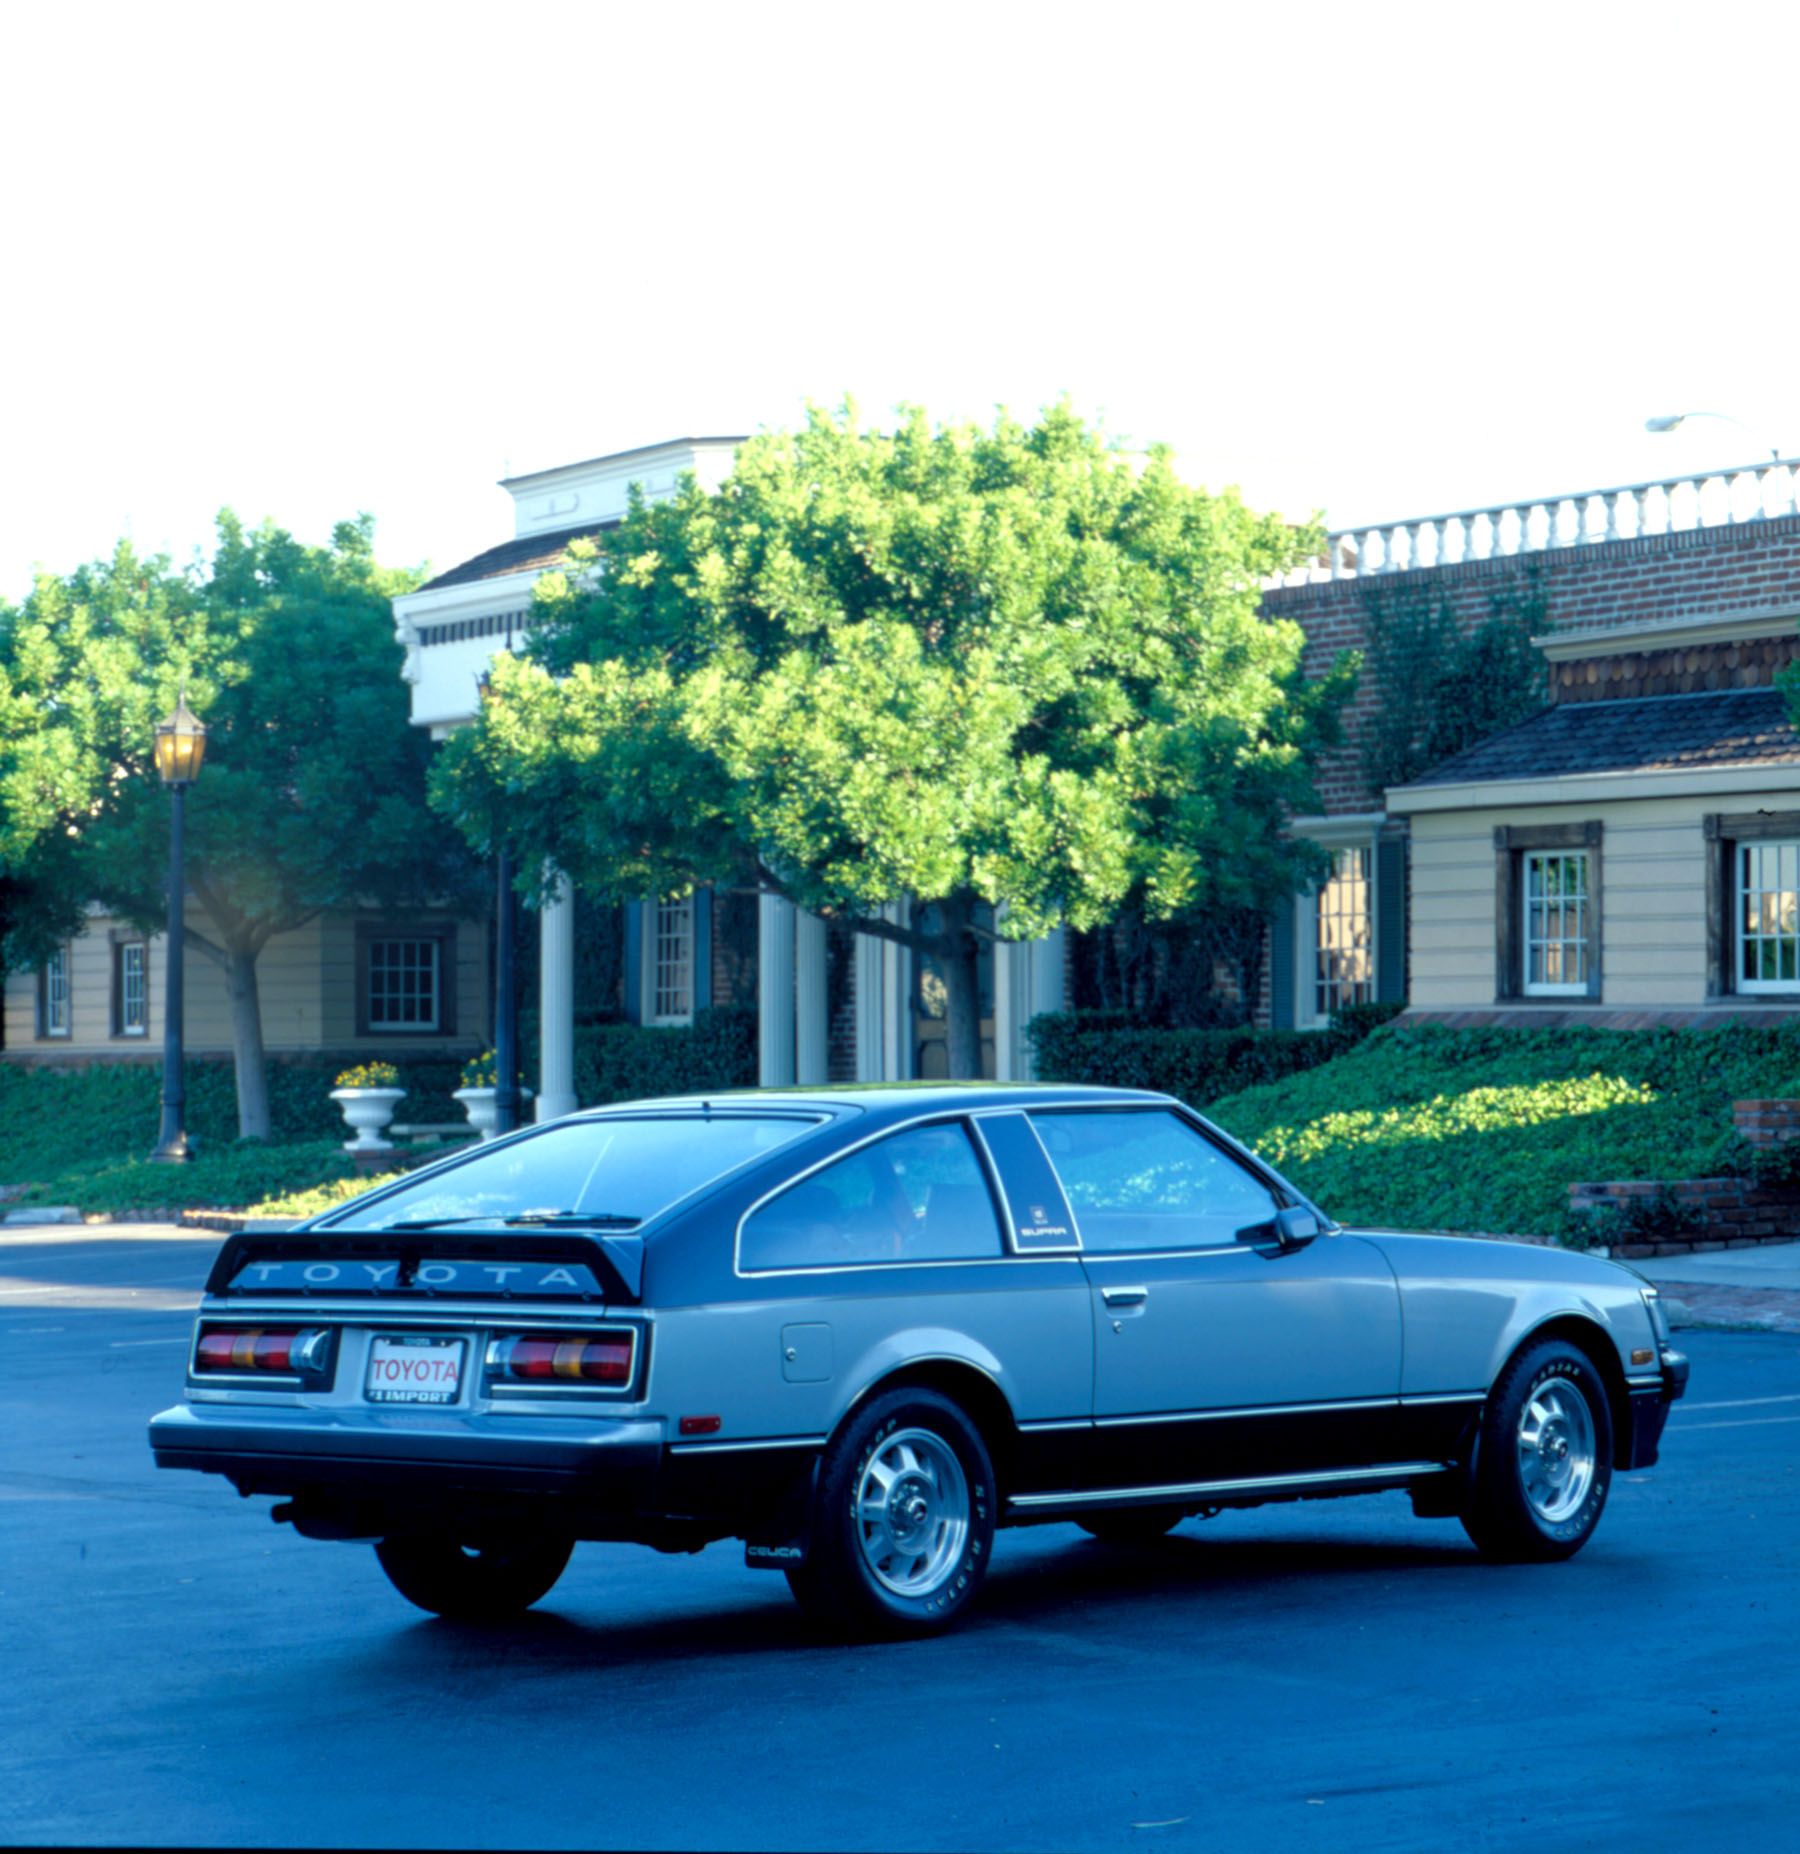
1101,1286,1149,1307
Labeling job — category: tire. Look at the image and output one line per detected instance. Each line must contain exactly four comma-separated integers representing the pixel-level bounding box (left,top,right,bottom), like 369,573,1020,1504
786,1386,996,1638
373,1534,574,1619
1462,1339,1613,1563
1077,1508,1183,1544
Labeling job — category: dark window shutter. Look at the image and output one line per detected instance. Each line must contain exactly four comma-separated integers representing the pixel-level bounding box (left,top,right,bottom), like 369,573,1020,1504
1703,815,1725,998
1269,903,1297,1029
693,888,713,1012
1375,836,1407,1005
622,903,644,1024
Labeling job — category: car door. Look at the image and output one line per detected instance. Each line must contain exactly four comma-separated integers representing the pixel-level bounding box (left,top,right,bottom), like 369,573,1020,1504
1027,1107,1405,1493
702,1116,1093,1498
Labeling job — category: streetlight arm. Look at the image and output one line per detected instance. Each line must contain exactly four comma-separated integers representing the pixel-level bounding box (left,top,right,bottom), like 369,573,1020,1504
1645,410,1783,462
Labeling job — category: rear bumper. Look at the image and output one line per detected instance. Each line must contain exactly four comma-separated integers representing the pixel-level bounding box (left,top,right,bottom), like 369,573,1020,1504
147,1403,664,1501
1625,1347,1689,1470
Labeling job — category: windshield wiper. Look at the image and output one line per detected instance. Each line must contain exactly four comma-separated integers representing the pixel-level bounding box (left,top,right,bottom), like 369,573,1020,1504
362,1211,642,1233
374,1216,517,1231
502,1210,642,1228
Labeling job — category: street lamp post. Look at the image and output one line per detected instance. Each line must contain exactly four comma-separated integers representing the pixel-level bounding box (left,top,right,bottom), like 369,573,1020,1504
149,692,207,1162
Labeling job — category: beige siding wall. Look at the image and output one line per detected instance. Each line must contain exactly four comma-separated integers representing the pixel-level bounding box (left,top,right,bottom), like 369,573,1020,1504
1407,793,1766,1012
3,916,152,1055
5,908,487,1060
318,914,488,1053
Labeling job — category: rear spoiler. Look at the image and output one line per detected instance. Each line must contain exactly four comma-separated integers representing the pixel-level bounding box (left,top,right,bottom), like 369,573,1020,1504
203,1228,645,1304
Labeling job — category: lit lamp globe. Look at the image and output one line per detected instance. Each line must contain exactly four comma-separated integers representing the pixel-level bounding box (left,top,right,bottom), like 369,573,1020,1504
153,694,207,786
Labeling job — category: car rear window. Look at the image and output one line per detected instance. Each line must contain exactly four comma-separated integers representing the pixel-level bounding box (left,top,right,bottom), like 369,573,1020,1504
741,1121,1004,1271
325,1114,822,1231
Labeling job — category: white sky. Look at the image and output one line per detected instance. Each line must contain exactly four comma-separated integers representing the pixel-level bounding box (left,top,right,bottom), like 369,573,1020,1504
3,0,1797,601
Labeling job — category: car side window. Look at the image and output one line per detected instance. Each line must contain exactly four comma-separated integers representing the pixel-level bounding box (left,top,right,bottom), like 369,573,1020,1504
1028,1109,1280,1254
740,1121,1005,1271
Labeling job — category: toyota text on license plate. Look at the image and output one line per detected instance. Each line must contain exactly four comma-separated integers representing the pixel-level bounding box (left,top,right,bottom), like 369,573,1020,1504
366,1335,465,1404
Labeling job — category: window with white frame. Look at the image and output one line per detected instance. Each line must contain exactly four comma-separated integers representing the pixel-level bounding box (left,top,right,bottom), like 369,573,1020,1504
366,937,442,1031
1522,852,1590,995
39,946,71,1038
645,898,694,1025
1312,847,1373,1019
115,940,149,1036
1737,841,1800,991
1495,822,1601,1003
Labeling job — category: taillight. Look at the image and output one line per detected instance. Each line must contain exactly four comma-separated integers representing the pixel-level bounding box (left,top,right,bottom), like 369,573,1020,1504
194,1327,330,1377
486,1332,633,1387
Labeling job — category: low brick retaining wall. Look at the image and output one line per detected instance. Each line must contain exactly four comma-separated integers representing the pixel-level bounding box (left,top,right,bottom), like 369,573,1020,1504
1568,1177,1800,1256
1731,1099,1800,1148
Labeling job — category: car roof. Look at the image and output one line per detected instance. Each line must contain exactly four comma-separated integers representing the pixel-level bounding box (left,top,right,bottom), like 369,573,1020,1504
565,1082,1175,1125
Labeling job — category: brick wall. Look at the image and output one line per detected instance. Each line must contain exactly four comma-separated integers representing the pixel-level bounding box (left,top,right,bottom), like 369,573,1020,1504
1731,1098,1800,1148
1262,512,1800,817
711,889,759,1010
1568,1176,1800,1256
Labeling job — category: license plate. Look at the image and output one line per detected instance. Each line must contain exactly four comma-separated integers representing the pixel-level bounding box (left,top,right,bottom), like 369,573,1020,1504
365,1335,465,1405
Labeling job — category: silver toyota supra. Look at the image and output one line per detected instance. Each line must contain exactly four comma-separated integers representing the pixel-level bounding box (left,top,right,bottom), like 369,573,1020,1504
150,1085,1687,1636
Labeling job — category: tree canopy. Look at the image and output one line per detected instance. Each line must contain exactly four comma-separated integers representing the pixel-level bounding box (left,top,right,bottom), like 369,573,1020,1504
0,515,484,1136
433,403,1355,1076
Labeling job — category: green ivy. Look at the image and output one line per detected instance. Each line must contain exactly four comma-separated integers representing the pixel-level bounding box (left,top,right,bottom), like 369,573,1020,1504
1359,565,1548,792
1205,1021,1800,1240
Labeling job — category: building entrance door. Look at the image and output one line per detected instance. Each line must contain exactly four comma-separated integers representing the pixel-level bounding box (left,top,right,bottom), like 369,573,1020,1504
913,901,995,1079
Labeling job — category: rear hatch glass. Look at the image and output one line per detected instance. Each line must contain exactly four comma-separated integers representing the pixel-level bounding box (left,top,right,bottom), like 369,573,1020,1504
319,1113,824,1232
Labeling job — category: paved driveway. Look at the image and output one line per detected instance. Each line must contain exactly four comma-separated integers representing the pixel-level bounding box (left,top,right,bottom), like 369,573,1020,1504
3,1227,1796,1851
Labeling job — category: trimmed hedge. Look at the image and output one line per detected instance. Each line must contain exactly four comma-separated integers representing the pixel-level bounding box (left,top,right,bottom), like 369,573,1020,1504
0,1056,465,1176
0,1055,459,1218
9,1139,364,1217
1026,1001,1402,1104
573,1006,758,1106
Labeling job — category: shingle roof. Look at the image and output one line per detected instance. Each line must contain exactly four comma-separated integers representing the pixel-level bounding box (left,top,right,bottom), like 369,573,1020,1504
1402,686,1800,788
418,519,619,592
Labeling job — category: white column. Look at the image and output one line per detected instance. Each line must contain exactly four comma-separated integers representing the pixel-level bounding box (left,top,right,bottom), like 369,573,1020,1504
758,893,796,1087
795,910,829,1085
535,869,577,1120
1023,928,1066,1078
993,941,1016,1082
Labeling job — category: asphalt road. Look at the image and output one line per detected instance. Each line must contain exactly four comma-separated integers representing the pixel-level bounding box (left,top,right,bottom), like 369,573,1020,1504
3,1227,1796,1853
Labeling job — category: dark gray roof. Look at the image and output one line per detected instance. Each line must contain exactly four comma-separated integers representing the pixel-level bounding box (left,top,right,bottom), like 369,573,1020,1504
1402,686,1800,789
418,519,619,592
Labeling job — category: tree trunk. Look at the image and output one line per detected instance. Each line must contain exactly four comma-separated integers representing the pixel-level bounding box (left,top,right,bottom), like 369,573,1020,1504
226,941,272,1141
939,895,984,1082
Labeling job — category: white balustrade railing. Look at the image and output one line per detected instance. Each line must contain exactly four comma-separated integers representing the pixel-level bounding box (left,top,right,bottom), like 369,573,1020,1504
1270,457,1800,585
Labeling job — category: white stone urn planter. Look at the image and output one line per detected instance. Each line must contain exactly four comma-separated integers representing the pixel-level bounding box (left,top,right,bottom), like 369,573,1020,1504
453,1085,530,1141
329,1086,406,1152
453,1086,499,1142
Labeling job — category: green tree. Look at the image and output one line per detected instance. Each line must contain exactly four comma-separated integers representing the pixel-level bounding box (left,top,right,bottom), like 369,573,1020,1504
0,516,485,1138
433,404,1354,1078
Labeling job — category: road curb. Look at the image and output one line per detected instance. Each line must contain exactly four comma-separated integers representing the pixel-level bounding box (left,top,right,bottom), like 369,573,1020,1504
179,1213,299,1234
1659,1283,1800,1335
